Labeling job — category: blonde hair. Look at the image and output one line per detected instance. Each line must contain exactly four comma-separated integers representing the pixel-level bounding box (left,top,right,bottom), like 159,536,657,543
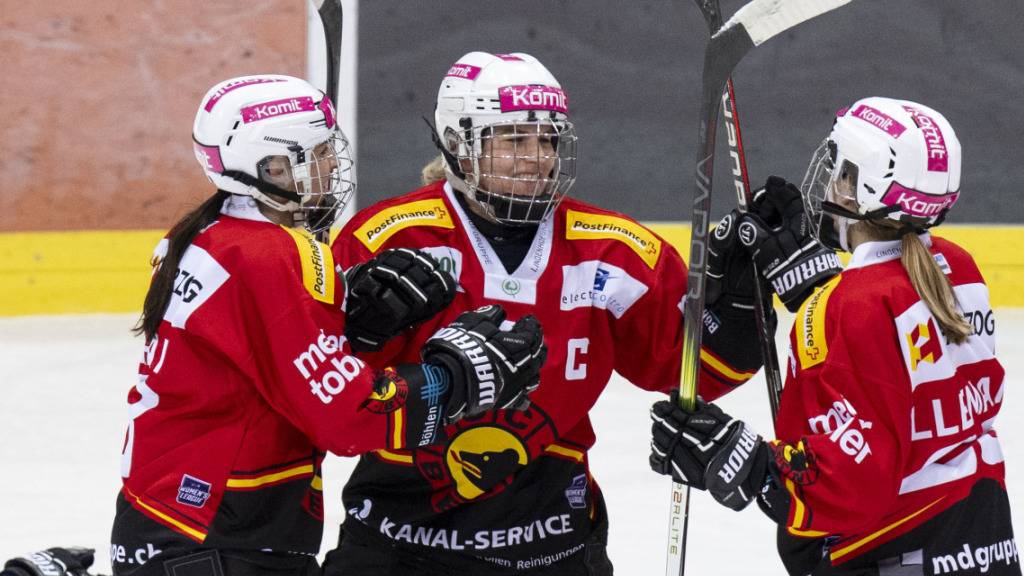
864,221,972,344
421,154,447,185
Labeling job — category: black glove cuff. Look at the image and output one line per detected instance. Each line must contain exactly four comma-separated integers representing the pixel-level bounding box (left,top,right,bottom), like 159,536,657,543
766,247,842,312
756,457,792,525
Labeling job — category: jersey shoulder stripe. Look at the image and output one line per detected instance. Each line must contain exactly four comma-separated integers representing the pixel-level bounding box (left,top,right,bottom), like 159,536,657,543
353,197,455,253
564,208,662,269
795,274,842,370
280,226,335,304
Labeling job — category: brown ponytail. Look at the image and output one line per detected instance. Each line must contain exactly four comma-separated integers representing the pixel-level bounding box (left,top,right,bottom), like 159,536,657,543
899,232,972,344
133,191,231,341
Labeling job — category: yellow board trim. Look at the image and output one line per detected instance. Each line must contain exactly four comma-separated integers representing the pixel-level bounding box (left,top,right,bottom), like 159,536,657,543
700,348,756,381
375,448,414,464
829,496,946,562
225,463,314,489
353,198,454,253
280,226,335,304
2,225,1024,315
565,209,662,269
545,443,585,462
311,475,323,491
126,489,207,542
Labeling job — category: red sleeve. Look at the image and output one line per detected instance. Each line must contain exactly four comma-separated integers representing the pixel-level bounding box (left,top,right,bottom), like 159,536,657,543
226,234,397,457
613,242,754,401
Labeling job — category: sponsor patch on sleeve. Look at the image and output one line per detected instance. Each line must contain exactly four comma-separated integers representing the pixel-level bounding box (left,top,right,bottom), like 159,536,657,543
281,226,335,304
796,275,841,369
354,199,455,252
564,209,661,269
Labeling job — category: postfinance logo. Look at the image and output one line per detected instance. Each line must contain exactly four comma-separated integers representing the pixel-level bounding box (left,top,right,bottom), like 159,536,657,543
565,209,661,269
355,199,454,252
906,317,944,371
282,226,334,304
796,275,841,369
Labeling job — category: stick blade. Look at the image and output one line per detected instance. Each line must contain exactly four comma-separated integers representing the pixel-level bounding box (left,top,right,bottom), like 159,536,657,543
721,0,853,46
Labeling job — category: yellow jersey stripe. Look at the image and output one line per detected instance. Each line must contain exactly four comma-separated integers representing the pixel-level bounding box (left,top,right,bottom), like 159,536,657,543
545,444,585,462
829,497,946,562
126,489,207,542
375,449,414,464
225,464,315,489
700,348,756,381
391,408,405,449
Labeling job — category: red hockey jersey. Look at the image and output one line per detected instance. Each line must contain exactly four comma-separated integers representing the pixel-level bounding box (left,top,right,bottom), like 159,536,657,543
330,181,750,567
111,197,393,569
772,235,1010,567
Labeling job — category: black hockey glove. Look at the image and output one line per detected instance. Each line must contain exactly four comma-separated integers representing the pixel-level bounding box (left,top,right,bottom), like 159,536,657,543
2,548,95,576
345,248,456,352
421,305,546,423
704,211,775,377
739,176,843,312
650,392,770,511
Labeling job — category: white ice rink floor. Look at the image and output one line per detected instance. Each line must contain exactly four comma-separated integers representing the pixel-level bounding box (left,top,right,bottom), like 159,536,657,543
2,312,1022,575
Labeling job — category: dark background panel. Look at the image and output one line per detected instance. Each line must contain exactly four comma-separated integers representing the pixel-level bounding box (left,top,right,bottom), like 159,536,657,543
356,0,1024,223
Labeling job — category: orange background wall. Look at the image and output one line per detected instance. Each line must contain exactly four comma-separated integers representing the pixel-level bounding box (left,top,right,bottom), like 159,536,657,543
0,1,304,232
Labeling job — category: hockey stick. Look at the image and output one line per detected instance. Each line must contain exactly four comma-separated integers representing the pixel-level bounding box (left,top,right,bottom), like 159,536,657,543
666,2,852,575
312,0,344,109
311,0,344,243
693,0,785,421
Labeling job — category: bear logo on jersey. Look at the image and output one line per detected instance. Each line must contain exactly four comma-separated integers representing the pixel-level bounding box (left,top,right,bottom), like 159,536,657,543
414,405,556,512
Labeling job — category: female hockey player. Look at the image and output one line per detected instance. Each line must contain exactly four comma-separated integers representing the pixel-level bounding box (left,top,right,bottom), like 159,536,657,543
649,97,1019,575
96,74,546,576
321,52,769,575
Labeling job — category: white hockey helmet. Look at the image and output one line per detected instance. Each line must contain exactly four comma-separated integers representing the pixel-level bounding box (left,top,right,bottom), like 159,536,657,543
433,52,577,225
800,97,961,250
192,74,354,234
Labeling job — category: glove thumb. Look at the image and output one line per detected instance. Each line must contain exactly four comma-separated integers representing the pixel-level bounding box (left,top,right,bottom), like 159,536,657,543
736,214,770,255
472,304,507,326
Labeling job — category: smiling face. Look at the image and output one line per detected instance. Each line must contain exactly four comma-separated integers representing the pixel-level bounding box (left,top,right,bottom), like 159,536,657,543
474,123,558,199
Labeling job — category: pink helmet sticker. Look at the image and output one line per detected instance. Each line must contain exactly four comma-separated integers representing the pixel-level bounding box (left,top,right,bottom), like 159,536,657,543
193,143,224,173
850,104,907,138
318,97,336,129
446,64,482,80
241,96,317,124
902,105,949,173
498,85,568,114
494,54,524,61
204,78,286,112
882,182,958,218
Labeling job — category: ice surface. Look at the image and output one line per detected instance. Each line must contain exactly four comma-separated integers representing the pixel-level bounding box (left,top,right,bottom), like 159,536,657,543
1,312,1021,574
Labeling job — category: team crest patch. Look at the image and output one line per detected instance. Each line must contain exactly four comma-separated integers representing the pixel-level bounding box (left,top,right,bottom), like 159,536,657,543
414,406,557,512
355,199,455,252
177,474,212,508
362,367,409,414
564,209,661,269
